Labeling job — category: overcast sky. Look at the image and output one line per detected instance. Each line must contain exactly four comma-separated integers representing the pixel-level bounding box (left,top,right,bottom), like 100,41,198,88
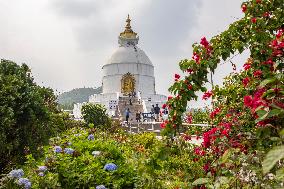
0,0,248,106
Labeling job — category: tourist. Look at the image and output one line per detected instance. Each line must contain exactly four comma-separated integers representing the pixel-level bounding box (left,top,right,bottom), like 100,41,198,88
133,91,136,97
154,104,160,122
150,105,155,121
125,108,131,124
136,111,141,122
129,98,132,105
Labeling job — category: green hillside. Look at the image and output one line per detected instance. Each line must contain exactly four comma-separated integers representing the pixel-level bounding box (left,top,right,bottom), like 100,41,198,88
58,87,102,110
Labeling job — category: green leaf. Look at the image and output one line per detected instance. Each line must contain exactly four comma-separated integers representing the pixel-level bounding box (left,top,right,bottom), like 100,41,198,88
267,109,282,118
256,110,267,118
259,78,276,87
279,129,284,136
263,145,284,174
276,168,284,181
192,178,210,186
220,149,231,164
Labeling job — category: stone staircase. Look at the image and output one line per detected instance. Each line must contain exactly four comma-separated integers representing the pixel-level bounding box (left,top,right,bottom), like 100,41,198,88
115,96,144,122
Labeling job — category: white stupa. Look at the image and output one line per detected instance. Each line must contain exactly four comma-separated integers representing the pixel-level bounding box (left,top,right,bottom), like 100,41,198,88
73,15,167,119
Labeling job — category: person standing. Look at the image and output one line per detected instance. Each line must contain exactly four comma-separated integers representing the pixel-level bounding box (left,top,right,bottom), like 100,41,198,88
150,105,155,121
136,111,141,122
125,108,131,124
154,104,160,122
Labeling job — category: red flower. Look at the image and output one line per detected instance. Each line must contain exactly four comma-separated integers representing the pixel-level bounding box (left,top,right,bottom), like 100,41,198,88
244,95,253,107
194,147,205,156
202,91,213,100
168,96,173,101
221,129,229,137
186,114,193,124
174,74,180,80
192,52,200,63
210,107,221,119
187,68,194,74
241,4,247,12
263,12,270,18
256,0,261,3
200,37,209,47
253,70,262,77
203,163,210,173
251,17,257,23
187,85,193,90
243,63,251,70
182,134,191,141
160,120,168,129
162,104,167,109
242,77,250,87
276,29,283,39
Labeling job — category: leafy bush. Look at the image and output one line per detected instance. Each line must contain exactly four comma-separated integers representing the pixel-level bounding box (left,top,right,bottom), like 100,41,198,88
1,127,207,188
81,103,111,129
0,59,80,174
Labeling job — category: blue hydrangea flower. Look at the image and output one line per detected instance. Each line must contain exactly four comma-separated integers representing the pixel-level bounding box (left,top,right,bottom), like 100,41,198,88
96,185,106,189
64,148,74,155
18,178,31,189
92,151,101,157
38,166,47,172
38,172,45,177
54,146,62,153
103,163,117,171
8,169,24,178
88,134,94,140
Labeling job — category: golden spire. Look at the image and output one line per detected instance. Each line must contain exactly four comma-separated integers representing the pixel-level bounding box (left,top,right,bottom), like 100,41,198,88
120,14,137,39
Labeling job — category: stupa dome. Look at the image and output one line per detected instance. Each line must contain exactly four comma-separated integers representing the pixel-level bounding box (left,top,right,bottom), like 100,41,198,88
106,46,153,66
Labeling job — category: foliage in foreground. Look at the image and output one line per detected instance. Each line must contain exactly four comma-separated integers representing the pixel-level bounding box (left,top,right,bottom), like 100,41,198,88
1,127,205,189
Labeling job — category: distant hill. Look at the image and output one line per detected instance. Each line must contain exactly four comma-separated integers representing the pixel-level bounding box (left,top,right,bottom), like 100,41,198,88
57,87,102,110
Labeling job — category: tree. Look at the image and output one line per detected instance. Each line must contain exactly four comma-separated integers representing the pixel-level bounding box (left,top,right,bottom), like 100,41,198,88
161,0,284,187
0,59,60,173
81,103,111,128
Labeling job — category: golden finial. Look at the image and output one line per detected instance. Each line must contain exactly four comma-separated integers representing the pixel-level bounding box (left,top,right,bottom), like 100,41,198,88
120,14,137,39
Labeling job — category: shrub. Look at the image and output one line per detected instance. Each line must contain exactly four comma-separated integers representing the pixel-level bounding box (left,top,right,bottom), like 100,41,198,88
0,59,80,174
81,103,111,129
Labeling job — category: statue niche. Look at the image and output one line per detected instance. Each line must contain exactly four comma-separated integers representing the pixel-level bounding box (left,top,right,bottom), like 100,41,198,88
121,73,135,95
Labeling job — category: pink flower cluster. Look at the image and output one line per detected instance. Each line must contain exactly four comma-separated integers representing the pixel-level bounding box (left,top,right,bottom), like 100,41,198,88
202,90,213,100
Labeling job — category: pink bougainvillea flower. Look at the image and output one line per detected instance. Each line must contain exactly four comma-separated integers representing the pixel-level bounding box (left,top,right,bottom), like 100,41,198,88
276,29,283,38
160,120,168,129
243,63,251,70
186,68,194,74
174,74,180,80
251,17,257,23
244,95,253,107
242,77,250,87
162,104,167,109
263,12,270,18
186,114,193,124
194,147,205,156
187,84,193,90
200,37,209,47
192,52,200,63
202,91,213,100
167,96,173,101
210,107,221,119
203,163,210,173
241,4,247,12
253,70,262,77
